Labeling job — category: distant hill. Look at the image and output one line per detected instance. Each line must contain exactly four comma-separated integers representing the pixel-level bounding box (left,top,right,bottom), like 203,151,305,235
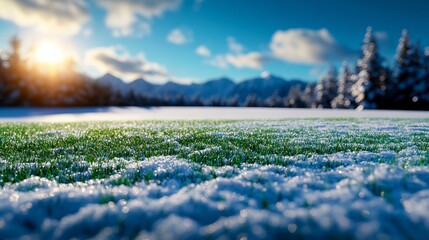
97,73,306,104
228,75,305,103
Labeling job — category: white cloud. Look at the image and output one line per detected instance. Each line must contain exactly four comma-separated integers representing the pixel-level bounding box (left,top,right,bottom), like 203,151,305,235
270,28,357,64
227,37,244,53
112,27,133,38
97,0,182,37
85,46,168,82
112,21,151,38
208,52,266,70
0,0,89,36
207,55,229,69
207,37,267,70
225,52,265,69
195,45,211,57
83,28,92,37
167,28,192,45
138,22,152,38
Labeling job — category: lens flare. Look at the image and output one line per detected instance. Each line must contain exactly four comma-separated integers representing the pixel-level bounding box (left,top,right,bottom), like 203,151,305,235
34,42,64,64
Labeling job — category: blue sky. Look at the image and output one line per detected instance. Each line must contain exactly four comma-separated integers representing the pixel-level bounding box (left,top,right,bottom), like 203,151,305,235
0,0,428,83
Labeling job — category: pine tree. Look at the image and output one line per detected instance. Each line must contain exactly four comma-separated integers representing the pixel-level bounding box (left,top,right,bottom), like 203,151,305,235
424,48,429,68
243,94,260,107
8,36,21,69
409,43,427,107
208,96,223,106
285,85,306,108
189,95,204,106
174,94,186,106
315,67,337,108
3,36,24,106
422,49,429,103
301,83,315,108
265,90,283,107
351,27,388,110
393,30,425,108
0,55,5,105
331,62,355,109
226,95,239,107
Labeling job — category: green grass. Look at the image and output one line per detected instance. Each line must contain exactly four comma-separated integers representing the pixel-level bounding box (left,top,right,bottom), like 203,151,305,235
0,120,428,185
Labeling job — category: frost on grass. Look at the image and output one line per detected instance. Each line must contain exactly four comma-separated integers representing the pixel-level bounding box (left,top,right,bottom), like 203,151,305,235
0,120,429,239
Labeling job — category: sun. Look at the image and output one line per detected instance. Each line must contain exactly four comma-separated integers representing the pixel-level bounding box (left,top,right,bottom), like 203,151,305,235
34,42,64,64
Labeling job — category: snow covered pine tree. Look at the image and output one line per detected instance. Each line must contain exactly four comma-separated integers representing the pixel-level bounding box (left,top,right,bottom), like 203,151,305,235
331,62,355,109
393,30,426,109
352,27,389,110
315,67,338,108
301,83,316,108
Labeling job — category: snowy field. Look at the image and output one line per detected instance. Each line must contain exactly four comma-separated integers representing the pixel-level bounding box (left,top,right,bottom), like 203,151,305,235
1,107,429,122
0,118,428,239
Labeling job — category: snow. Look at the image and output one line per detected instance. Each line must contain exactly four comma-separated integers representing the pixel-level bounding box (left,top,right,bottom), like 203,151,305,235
0,120,429,238
1,107,429,122
1,152,429,239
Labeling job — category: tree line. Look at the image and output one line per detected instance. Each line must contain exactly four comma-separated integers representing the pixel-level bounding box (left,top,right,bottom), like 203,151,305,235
0,36,118,107
1,27,429,109
205,28,429,110
286,28,429,110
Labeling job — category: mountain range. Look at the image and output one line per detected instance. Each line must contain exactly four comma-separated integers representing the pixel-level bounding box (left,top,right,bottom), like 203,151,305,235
97,73,307,103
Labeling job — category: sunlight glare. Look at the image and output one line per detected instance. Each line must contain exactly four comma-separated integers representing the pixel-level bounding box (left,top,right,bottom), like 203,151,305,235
34,42,64,64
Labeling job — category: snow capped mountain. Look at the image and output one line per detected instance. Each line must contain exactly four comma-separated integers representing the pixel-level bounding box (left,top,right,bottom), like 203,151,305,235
97,73,306,102
156,81,197,98
129,78,156,95
229,74,305,103
97,73,129,95
197,77,236,99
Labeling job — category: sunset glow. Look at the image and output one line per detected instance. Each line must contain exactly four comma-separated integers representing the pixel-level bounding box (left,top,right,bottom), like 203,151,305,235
34,42,64,65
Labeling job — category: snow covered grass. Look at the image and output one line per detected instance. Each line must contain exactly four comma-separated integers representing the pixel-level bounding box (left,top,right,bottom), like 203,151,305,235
1,119,429,239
